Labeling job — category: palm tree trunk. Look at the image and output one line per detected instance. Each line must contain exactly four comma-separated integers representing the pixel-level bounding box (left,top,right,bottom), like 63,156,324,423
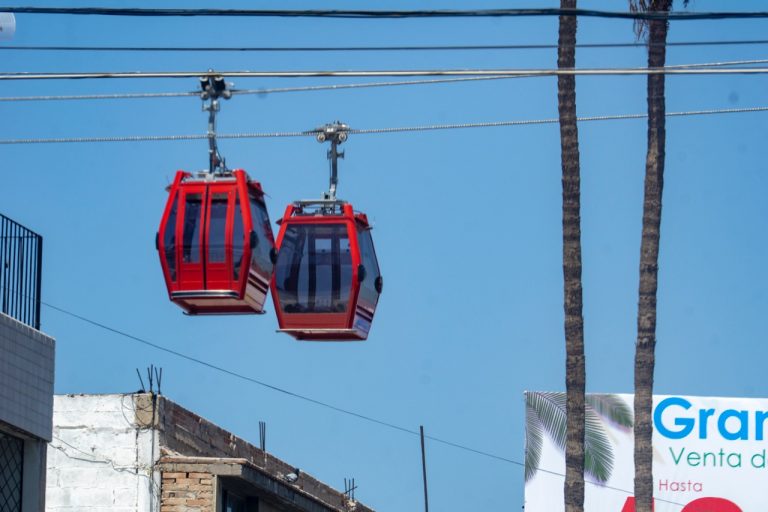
634,2,671,511
557,2,586,511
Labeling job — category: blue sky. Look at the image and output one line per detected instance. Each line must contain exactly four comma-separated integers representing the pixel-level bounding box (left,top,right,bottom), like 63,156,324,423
2,1,767,510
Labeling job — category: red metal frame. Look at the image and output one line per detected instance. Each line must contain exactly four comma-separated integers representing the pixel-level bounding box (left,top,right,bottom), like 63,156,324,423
157,169,273,315
271,202,379,341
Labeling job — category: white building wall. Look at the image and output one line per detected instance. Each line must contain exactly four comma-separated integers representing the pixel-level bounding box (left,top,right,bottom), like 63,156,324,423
46,394,160,512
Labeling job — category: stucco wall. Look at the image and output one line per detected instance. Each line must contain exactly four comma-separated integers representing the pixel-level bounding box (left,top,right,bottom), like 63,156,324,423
46,394,160,512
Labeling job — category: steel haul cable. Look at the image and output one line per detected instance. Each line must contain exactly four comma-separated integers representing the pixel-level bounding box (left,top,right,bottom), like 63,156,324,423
1,106,766,145
3,59,766,103
3,66,768,81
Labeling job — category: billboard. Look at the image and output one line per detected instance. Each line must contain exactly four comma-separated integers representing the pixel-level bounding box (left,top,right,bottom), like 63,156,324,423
524,392,766,511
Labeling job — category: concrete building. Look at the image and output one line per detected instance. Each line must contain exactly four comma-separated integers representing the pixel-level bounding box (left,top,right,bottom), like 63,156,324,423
0,312,56,512
46,393,374,512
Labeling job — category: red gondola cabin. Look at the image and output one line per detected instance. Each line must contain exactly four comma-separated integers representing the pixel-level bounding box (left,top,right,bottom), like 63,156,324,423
271,201,382,341
157,169,275,315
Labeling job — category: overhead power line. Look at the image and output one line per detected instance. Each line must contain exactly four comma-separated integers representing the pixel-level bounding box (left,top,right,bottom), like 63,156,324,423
40,299,513,462
2,7,768,21
1,106,766,146
41,298,687,508
2,39,768,52
3,66,768,81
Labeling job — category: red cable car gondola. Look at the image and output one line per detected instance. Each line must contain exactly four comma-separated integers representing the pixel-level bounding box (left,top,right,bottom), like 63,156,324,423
156,76,275,315
271,124,382,340
157,169,275,315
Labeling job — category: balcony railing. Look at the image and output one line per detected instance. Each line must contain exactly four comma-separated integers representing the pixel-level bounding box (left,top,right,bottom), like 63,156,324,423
0,214,42,330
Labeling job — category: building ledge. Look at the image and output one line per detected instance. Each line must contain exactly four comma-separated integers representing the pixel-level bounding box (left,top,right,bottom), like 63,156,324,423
158,455,368,512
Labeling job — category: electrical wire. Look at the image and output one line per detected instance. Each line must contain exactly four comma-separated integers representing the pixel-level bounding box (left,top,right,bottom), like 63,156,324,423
2,59,765,103
42,299,687,507
2,39,768,52
1,106,766,145
1,6,768,21
3,66,768,81
40,300,428,439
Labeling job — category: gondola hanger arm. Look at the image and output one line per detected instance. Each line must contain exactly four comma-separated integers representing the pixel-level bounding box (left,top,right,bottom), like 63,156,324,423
199,71,232,175
315,122,348,200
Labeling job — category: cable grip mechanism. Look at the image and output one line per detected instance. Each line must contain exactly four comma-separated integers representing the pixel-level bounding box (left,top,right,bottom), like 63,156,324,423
316,122,349,200
200,72,232,175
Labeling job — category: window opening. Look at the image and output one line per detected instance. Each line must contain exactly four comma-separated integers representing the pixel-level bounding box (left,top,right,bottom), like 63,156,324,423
232,196,244,280
163,195,178,281
208,193,228,263
249,195,274,273
276,224,352,313
0,431,23,512
182,193,204,264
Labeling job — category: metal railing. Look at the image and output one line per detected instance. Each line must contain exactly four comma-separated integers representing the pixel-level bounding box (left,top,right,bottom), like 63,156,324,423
0,214,42,329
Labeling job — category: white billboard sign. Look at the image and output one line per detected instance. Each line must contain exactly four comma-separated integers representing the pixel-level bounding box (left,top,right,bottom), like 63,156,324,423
524,392,764,511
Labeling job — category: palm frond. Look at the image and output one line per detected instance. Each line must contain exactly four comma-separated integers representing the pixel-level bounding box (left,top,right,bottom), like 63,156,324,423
628,0,682,41
587,394,634,430
525,392,567,450
584,407,615,483
525,402,544,481
525,391,621,483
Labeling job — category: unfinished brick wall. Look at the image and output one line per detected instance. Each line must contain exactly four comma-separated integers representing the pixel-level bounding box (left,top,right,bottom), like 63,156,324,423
156,397,374,512
161,471,214,512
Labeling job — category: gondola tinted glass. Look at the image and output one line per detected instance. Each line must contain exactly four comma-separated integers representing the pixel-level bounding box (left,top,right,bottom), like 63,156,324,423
232,195,245,281
182,193,203,264
356,227,381,310
250,197,274,274
275,224,352,314
208,193,228,263
163,195,178,281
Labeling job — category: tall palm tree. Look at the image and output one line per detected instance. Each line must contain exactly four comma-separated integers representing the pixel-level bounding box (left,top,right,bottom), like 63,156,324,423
627,2,683,511
556,2,585,511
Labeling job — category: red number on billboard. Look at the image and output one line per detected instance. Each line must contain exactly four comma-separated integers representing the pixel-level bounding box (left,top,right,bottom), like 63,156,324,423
621,497,741,512
680,497,741,512
621,498,653,512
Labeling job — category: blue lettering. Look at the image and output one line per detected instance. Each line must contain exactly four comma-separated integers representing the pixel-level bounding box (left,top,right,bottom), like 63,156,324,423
655,397,694,439
718,409,749,440
756,411,768,441
698,408,715,439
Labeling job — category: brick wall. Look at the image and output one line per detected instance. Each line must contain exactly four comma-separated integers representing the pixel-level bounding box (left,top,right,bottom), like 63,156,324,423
157,397,374,512
161,471,214,512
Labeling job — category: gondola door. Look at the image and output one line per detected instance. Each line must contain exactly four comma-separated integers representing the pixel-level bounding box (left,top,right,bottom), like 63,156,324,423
176,183,207,293
203,184,237,292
